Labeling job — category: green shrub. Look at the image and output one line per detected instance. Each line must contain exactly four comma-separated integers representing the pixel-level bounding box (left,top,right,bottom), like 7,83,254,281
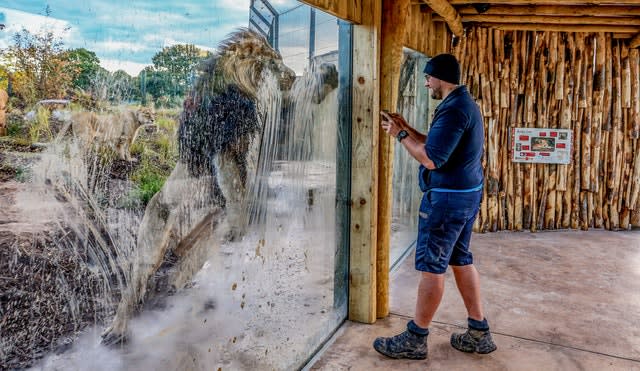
129,140,145,157
28,106,52,142
15,166,32,183
155,115,178,133
6,110,28,139
130,159,169,205
155,133,176,162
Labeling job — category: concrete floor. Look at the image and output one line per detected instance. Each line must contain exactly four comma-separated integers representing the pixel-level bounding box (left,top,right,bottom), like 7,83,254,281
309,230,640,370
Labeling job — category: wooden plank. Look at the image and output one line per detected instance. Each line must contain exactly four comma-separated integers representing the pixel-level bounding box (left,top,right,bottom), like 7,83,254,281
300,0,362,24
349,0,381,324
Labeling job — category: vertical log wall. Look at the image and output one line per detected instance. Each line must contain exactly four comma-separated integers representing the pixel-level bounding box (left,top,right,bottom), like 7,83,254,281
453,27,640,232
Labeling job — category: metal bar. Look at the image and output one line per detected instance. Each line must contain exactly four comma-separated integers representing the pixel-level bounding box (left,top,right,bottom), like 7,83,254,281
334,19,353,311
249,18,269,38
309,8,316,65
250,6,273,30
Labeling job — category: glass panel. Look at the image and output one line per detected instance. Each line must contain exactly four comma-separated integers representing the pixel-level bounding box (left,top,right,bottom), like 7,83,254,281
0,1,348,370
277,5,310,75
390,50,436,267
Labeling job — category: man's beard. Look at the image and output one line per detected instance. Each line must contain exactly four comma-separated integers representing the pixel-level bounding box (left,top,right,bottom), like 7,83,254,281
430,89,442,100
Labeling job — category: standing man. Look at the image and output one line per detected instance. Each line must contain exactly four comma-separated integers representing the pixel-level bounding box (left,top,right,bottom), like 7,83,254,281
373,53,496,360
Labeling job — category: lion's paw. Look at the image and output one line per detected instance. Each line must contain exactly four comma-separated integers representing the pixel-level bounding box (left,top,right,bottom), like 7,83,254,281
101,321,129,346
224,227,245,242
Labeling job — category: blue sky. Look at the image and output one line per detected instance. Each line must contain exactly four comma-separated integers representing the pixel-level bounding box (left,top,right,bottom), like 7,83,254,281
0,1,300,76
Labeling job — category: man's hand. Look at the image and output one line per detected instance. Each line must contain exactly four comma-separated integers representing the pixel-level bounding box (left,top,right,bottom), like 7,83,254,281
379,110,435,169
380,111,408,138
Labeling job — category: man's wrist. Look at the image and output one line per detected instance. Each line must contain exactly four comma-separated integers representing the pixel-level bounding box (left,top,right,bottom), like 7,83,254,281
397,130,409,142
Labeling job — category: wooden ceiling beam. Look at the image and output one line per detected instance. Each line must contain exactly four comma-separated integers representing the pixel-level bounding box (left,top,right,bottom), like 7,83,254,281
456,5,640,17
630,33,640,48
462,22,640,34
420,0,464,36
449,0,640,5
450,14,640,26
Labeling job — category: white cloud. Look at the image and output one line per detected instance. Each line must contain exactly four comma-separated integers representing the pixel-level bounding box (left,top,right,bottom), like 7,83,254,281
0,7,77,48
159,37,216,53
217,0,251,12
93,9,190,30
94,40,148,53
0,2,253,76
100,58,150,76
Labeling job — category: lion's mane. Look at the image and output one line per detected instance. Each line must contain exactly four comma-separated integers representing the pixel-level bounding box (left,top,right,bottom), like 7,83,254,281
178,28,287,181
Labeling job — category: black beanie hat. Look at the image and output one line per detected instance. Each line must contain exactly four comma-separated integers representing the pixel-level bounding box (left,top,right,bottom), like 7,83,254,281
423,53,460,85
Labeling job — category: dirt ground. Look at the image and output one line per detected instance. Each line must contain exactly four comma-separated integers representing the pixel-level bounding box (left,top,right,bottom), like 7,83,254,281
0,140,119,369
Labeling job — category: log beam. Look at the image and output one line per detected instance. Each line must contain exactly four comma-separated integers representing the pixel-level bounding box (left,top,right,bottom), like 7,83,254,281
630,33,640,48
456,5,640,17
449,0,640,5
420,0,464,36
457,23,640,34
450,15,640,27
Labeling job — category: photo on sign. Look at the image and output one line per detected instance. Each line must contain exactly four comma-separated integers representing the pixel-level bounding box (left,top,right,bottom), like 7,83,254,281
531,137,555,152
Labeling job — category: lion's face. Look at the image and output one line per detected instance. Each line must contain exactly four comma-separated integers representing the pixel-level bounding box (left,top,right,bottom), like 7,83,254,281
216,29,296,98
311,63,339,104
133,107,155,126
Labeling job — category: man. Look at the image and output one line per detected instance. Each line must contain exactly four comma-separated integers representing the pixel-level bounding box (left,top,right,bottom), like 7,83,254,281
373,53,496,360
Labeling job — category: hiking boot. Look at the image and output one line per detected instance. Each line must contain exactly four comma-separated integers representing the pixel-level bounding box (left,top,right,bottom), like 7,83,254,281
373,320,428,360
450,328,497,354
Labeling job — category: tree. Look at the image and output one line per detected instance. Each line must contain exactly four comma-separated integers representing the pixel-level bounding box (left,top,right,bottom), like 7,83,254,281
142,68,173,99
63,48,101,90
2,27,73,106
90,68,137,104
151,44,209,97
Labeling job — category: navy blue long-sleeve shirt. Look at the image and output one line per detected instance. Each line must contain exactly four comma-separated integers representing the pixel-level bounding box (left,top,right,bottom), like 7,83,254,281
420,85,484,190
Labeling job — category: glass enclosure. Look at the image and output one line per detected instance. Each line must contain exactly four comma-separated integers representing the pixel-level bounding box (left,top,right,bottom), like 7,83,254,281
0,1,349,370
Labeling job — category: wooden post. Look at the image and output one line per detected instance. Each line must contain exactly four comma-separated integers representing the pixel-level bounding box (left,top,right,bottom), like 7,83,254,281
376,0,409,319
511,32,524,230
581,36,594,193
349,0,381,324
610,40,623,229
630,48,640,138
591,33,606,226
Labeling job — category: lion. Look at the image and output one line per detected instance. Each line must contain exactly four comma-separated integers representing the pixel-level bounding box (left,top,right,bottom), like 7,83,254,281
101,29,342,346
0,88,8,136
69,107,156,161
101,28,297,345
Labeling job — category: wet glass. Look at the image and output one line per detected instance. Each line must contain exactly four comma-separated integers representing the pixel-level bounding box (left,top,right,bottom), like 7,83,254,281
0,1,349,370
390,51,436,267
